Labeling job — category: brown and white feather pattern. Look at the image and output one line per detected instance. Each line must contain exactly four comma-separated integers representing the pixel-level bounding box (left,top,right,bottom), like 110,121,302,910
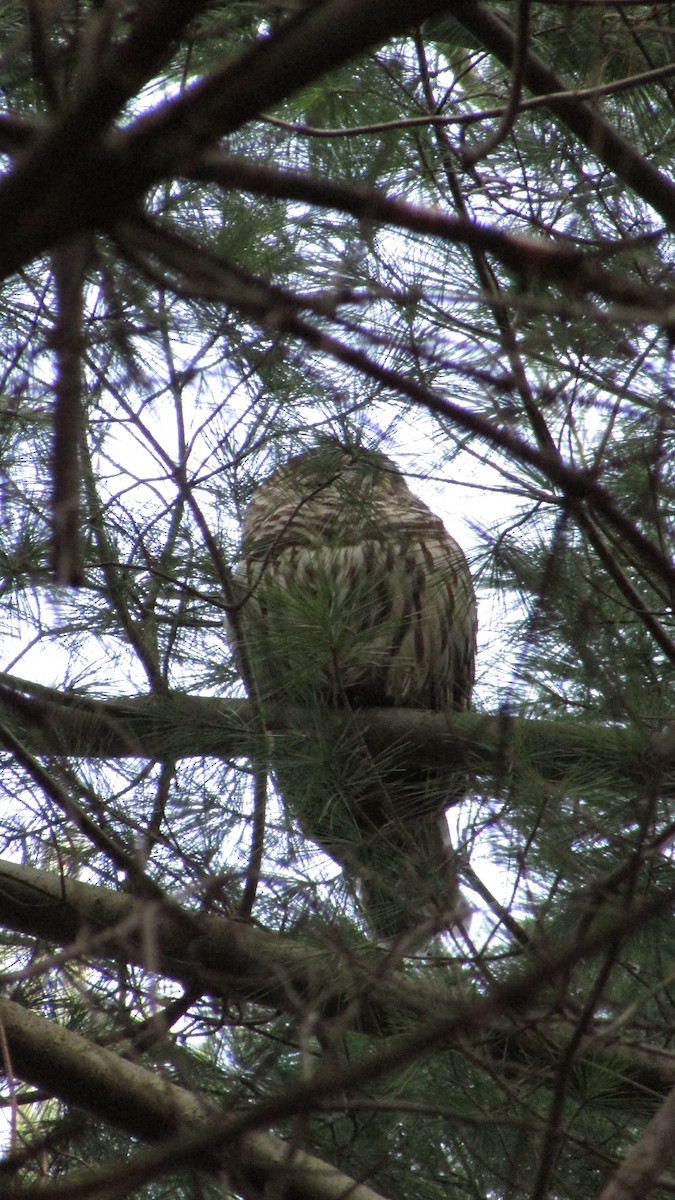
236,446,477,942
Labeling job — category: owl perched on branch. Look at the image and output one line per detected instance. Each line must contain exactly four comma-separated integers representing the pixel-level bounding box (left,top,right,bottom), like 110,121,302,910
236,443,477,943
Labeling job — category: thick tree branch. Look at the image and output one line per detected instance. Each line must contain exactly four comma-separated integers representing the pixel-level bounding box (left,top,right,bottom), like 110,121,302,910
0,0,446,279
0,856,404,1028
1,855,675,1113
0,0,209,276
0,996,389,1200
0,675,659,791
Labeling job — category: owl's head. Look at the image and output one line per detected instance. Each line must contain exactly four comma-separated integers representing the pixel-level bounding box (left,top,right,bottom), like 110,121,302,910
265,441,406,501
241,441,434,557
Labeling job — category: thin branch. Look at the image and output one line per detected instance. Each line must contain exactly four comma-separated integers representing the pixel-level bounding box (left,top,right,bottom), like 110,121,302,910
50,236,90,586
238,762,268,919
185,152,671,316
462,0,532,165
576,510,675,666
80,436,166,691
414,33,558,457
259,61,675,138
0,718,207,958
445,0,675,227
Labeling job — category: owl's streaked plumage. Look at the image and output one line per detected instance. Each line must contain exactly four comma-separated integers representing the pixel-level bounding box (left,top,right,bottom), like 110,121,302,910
236,444,477,941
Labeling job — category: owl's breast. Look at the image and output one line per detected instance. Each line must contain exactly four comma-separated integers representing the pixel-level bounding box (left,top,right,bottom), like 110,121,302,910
237,523,475,711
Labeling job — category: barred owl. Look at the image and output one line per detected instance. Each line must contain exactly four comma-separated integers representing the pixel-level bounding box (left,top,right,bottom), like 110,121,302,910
236,443,476,942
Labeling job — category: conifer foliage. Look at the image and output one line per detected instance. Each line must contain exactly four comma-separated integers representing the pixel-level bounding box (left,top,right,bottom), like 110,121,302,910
0,2,674,1198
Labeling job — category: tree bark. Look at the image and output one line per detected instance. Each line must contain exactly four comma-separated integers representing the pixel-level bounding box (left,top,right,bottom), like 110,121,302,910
0,995,388,1200
0,675,658,788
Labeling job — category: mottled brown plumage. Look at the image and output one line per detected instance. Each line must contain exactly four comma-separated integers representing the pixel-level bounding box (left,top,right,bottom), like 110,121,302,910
236,444,476,941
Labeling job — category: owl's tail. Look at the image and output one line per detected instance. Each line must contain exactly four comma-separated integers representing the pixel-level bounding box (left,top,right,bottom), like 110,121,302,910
358,811,468,945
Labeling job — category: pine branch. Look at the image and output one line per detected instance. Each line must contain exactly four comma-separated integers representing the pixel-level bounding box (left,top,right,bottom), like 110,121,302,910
0,675,659,792
0,0,447,279
3,870,675,1199
446,0,675,227
0,995,389,1200
0,855,400,1027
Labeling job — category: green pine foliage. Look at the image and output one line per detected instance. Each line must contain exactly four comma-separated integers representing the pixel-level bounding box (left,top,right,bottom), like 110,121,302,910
0,1,674,1197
